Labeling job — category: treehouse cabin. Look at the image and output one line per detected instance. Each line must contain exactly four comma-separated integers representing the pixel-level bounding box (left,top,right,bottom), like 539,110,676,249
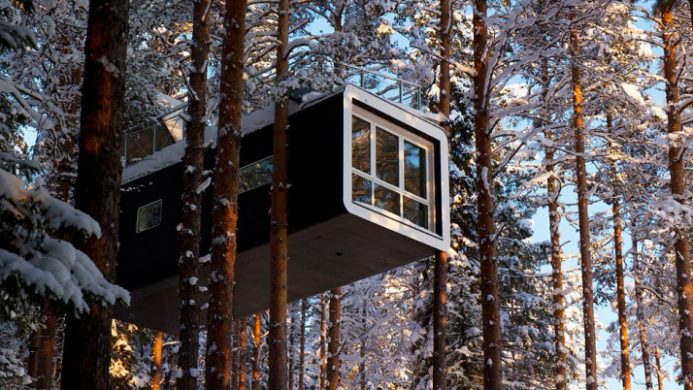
115,85,450,332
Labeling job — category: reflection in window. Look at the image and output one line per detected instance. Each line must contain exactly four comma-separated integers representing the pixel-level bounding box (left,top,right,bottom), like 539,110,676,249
404,141,426,198
137,199,163,233
403,196,428,228
374,184,400,215
240,156,273,193
376,128,399,186
352,174,372,204
352,116,370,173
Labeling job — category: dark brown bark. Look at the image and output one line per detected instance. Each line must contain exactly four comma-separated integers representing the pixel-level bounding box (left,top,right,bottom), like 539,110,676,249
239,319,248,389
268,0,290,386
233,322,240,390
326,288,341,390
204,0,246,388
151,331,164,390
662,8,693,389
473,0,502,387
299,299,306,390
177,2,210,389
655,348,664,390
569,25,598,390
60,1,128,388
433,0,451,387
632,236,654,390
28,301,58,390
319,293,328,389
252,314,262,390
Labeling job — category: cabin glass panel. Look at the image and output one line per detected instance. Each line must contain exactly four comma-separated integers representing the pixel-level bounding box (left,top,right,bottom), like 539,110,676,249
239,156,273,193
350,113,435,231
136,199,163,233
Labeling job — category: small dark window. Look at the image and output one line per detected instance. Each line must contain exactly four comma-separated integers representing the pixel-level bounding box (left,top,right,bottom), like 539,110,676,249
136,199,163,233
240,156,273,193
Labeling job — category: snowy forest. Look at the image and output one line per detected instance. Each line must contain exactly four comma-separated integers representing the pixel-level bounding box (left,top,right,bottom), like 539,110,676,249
0,0,691,389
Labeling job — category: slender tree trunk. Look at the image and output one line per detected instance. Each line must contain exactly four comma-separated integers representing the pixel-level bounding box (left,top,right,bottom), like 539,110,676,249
28,301,58,390
268,0,290,387
612,195,632,389
240,319,248,389
327,288,341,390
569,24,598,390
177,2,210,389
233,322,240,390
205,0,247,387
151,331,164,390
252,314,262,390
289,310,297,390
473,0,501,387
298,299,306,390
655,348,664,390
60,1,128,388
661,9,693,389
433,0,451,387
632,236,654,390
320,293,328,389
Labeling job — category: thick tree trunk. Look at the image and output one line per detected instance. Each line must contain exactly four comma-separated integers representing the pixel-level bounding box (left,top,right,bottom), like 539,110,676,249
28,301,58,390
473,0,502,388
204,0,246,388
268,0,290,387
569,25,598,390
632,236,654,390
299,299,306,390
661,9,693,389
60,1,128,388
319,293,328,389
151,331,164,390
327,288,341,390
177,2,210,389
252,314,262,390
433,0,451,387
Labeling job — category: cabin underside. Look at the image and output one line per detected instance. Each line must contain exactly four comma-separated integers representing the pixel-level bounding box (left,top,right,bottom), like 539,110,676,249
115,212,433,333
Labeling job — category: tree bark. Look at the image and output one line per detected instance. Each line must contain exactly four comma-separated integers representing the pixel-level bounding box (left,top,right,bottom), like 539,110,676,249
612,195,632,389
319,293,328,389
632,236,654,390
473,0,502,387
177,2,210,389
240,319,248,389
28,301,58,390
252,314,262,390
661,8,693,389
60,1,128,388
655,348,664,390
204,0,247,388
569,24,598,390
151,331,164,390
268,0,290,386
233,322,240,390
299,299,306,390
433,0,450,387
327,288,341,390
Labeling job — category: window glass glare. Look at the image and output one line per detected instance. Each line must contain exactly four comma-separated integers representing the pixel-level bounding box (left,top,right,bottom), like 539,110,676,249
403,196,428,228
352,116,370,173
404,141,426,198
376,128,399,186
240,156,273,193
352,174,372,204
137,199,163,233
374,184,400,216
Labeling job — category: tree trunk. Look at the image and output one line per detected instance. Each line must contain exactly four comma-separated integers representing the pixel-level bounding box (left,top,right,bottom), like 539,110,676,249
233,322,240,390
320,293,328,389
151,331,164,390
240,319,248,389
204,0,247,388
28,301,58,390
299,299,306,390
269,0,290,386
177,2,210,389
327,288,341,390
632,236,654,390
655,348,664,390
569,24,598,390
60,1,129,388
433,0,451,387
662,8,693,389
289,312,295,390
473,0,502,387
252,314,262,390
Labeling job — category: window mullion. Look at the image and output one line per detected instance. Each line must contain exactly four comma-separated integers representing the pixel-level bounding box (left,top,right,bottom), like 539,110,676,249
370,121,376,205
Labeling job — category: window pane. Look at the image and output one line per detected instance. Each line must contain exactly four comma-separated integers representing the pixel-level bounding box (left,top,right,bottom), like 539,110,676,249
240,156,273,193
403,196,428,228
352,116,370,173
352,174,372,204
376,128,399,186
374,184,400,215
137,200,163,233
404,141,426,198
